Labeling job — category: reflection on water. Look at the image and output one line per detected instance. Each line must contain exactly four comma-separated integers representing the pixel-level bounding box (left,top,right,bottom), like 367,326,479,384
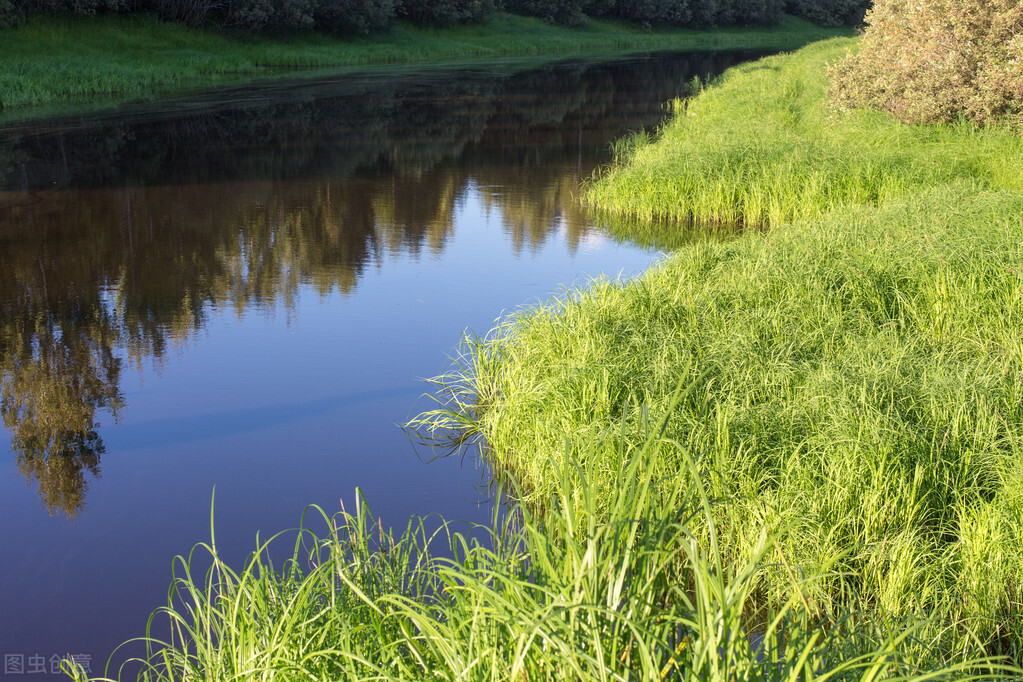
0,51,762,517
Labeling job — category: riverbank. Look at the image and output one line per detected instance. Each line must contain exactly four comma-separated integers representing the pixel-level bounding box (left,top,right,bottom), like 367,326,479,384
423,38,1023,661
71,433,1013,680
0,12,849,117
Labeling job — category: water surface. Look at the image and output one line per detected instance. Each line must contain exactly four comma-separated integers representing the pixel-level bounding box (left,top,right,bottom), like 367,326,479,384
0,50,763,677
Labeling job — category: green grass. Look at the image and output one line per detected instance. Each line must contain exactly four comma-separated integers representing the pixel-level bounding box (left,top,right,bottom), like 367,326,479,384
413,40,1023,663
0,13,850,116
585,38,1023,227
69,423,1017,681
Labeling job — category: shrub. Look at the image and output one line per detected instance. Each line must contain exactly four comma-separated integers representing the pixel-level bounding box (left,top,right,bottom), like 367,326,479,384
396,0,495,24
725,0,783,25
149,0,221,26
784,0,868,26
582,0,614,18
596,0,784,26
12,0,125,15
612,0,692,26
503,0,587,26
829,0,1023,127
688,0,719,27
221,0,315,30
313,0,394,33
0,0,19,27
693,0,784,27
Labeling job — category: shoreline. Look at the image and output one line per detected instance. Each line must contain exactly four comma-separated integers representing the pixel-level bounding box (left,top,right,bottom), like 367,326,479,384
0,13,851,122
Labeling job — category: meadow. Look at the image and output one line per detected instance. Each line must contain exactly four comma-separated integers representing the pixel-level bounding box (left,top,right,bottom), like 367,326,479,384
70,429,1018,680
585,38,1023,227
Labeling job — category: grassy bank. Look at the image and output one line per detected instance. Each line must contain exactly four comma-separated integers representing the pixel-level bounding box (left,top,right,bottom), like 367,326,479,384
416,39,1023,660
0,13,849,116
73,431,1013,680
586,38,1023,227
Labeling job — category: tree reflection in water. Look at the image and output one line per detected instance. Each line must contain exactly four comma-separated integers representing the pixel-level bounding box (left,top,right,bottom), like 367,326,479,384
0,297,123,517
0,50,765,516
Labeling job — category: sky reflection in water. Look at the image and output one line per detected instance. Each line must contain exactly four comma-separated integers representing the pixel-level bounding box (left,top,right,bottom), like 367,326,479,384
0,49,765,675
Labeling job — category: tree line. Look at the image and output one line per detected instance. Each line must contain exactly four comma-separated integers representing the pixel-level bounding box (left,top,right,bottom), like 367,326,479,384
0,0,868,35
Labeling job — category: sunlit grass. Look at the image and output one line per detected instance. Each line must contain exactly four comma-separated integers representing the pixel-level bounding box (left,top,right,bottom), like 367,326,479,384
415,180,1023,658
71,415,1018,680
585,38,1023,227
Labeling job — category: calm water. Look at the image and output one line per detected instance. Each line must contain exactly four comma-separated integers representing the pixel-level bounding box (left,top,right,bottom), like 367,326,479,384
0,50,763,677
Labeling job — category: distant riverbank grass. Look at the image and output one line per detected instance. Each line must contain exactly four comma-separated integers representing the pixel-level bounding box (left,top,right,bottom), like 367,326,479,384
416,41,1023,659
0,12,848,113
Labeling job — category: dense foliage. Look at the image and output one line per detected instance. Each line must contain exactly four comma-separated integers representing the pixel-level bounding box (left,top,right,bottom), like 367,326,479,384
502,0,588,26
830,0,1023,126
785,0,866,26
566,0,791,28
395,0,494,25
0,0,869,33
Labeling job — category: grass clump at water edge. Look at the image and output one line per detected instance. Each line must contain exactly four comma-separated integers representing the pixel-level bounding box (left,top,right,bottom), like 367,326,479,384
68,410,1013,680
584,38,1023,229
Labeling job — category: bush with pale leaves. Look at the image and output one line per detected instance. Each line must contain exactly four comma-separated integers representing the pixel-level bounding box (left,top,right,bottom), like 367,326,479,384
829,0,1023,127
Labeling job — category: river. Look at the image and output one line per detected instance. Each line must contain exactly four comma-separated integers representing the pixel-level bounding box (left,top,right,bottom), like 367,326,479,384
0,50,762,678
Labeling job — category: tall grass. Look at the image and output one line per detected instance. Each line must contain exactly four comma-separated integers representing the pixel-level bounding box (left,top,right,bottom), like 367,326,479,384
413,40,1023,658
71,417,1017,680
0,13,849,114
585,38,1023,227
415,181,1023,659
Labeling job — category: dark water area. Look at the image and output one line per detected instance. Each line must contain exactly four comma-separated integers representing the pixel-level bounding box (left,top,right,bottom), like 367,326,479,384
0,50,765,678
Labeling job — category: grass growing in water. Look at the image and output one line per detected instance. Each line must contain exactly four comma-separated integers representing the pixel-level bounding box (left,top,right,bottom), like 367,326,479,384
414,41,1023,663
71,419,1016,680
0,13,849,114
585,38,1023,227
